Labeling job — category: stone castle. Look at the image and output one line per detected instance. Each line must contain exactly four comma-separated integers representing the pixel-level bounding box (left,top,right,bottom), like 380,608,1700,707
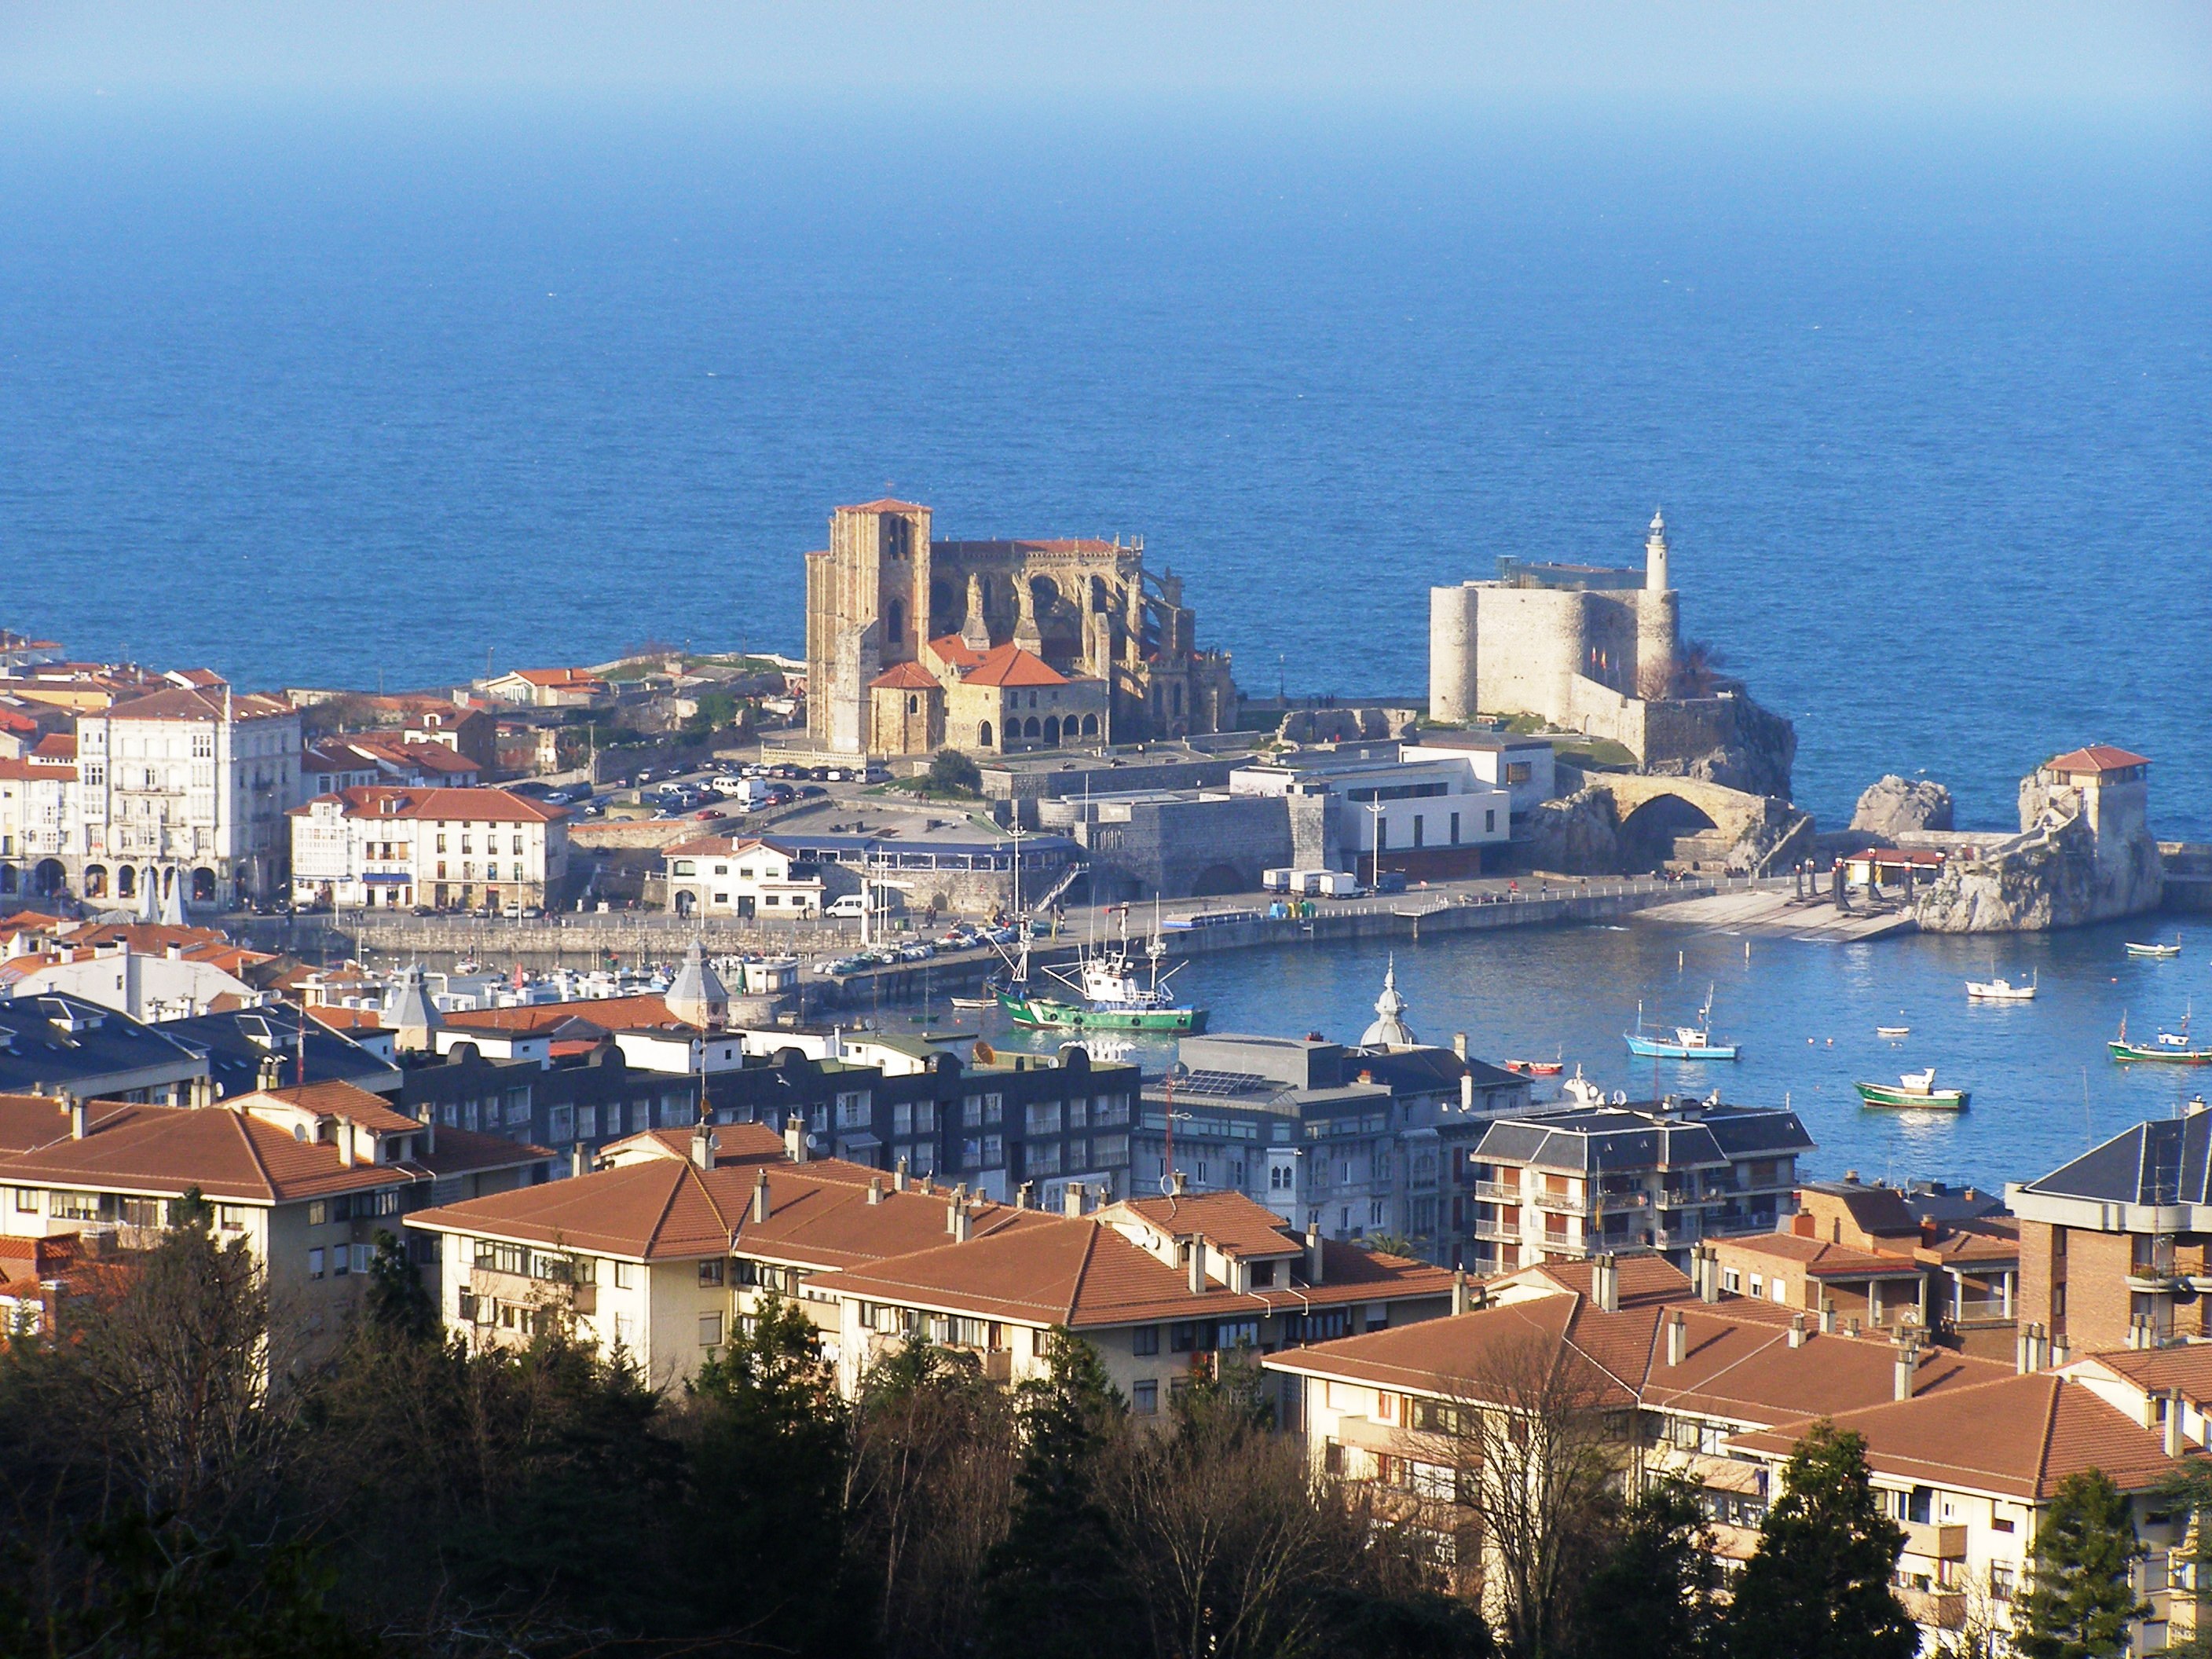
1428,513,1793,797
804,500,1239,758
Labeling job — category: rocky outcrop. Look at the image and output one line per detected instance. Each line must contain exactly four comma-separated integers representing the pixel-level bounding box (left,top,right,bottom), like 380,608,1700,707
1276,706,1421,745
1851,775,1954,840
1914,800,2163,933
1522,786,1621,874
1640,691,1797,800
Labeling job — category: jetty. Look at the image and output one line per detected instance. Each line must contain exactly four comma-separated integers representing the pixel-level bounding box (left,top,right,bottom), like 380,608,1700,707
1630,884,1916,943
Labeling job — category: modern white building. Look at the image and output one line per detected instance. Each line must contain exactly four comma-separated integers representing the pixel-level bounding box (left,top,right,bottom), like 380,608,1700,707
288,786,570,912
1229,745,1513,881
662,834,827,919
71,682,303,909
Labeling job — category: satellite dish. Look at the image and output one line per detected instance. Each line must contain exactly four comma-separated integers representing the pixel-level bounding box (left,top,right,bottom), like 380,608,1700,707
972,1038,997,1065
1169,1061,1191,1084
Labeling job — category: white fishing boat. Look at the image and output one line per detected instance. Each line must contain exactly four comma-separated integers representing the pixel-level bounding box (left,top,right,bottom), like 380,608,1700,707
1966,972,2037,1002
2127,936,2184,959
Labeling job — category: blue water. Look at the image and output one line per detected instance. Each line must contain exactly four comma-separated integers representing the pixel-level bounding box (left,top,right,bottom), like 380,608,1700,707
975,917,2212,1195
3,97,2208,835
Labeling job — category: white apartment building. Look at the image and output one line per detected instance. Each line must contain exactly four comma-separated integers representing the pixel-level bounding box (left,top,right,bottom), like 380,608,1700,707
0,756,79,903
663,834,827,919
71,683,303,909
289,785,570,912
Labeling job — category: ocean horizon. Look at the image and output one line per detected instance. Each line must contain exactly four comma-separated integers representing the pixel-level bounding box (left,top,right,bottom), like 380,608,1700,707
4,93,2207,833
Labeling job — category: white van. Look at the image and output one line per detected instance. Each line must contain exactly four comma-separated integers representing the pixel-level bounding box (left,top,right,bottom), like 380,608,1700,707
735,778,771,811
825,893,869,919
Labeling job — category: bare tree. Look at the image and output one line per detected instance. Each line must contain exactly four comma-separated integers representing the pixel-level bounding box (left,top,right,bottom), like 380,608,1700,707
1409,1325,1629,1659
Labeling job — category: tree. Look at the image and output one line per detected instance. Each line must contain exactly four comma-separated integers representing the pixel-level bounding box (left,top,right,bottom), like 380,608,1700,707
2014,1469,2148,1659
981,1328,1143,1659
926,748,983,796
1421,1326,1624,1659
1728,1421,1917,1659
1576,1478,1723,1659
361,1228,436,1342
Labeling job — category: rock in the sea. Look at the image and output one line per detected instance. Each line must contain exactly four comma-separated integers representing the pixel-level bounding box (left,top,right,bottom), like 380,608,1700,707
1851,775,1955,840
1522,786,1621,874
1914,772,2163,933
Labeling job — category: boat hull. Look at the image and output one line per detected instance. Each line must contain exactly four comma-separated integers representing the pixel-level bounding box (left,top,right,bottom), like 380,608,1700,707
2109,1040,2212,1065
2126,945,2183,959
1001,994,1208,1034
1625,1035,1739,1060
1855,1082,1969,1110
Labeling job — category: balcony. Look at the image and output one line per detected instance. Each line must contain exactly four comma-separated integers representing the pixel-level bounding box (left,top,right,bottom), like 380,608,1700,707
1592,1187,1651,1213
1472,1218,1522,1243
1902,1522,1967,1560
1895,1588,1966,1630
1530,1186,1588,1213
1473,1180,1522,1203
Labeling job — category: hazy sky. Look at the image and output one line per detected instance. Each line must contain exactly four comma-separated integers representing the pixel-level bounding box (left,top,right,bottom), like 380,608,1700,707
6,1,2208,108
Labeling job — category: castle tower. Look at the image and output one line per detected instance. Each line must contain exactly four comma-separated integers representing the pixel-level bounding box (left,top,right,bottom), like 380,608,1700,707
1428,584,1481,723
805,499,932,753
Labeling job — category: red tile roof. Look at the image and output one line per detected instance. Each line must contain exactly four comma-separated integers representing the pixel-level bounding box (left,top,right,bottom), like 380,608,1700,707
0,1103,417,1203
441,994,677,1035
961,644,1067,689
0,1093,141,1156
287,785,567,823
505,668,608,689
1717,1233,1922,1280
926,635,984,671
870,661,941,691
2046,745,2152,774
1103,1192,1308,1258
31,733,75,761
307,1007,385,1033
105,686,292,723
0,758,74,782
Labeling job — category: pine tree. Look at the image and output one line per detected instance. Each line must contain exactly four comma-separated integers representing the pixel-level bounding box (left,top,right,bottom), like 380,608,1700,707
362,1227,437,1341
981,1327,1143,1659
1728,1421,1918,1659
2014,1469,2149,1659
1577,1479,1724,1659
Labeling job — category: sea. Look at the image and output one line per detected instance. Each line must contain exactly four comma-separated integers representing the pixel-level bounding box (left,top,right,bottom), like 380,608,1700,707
5,93,2210,1192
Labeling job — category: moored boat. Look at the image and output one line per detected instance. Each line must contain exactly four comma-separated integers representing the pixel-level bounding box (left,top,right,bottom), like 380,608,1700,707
1877,1025,1911,1038
2108,1009,2212,1064
1855,1069,1969,1111
1506,1060,1566,1076
994,905,1209,1034
2126,936,2184,959
1625,987,1739,1061
1966,972,2037,1002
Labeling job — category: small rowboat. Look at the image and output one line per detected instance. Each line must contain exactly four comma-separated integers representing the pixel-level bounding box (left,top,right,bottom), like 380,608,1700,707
2127,936,2183,959
1506,1060,1566,1076
1877,1025,1911,1038
1855,1069,1969,1111
1967,973,2037,1002
948,995,997,1010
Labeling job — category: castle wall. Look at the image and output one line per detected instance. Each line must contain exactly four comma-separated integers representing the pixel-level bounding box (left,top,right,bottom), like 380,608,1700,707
1427,585,1480,723
1472,587,1588,723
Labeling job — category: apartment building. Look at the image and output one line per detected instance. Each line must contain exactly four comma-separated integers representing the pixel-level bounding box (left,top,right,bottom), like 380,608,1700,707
0,1080,548,1344
0,756,79,902
0,991,211,1104
74,682,303,908
483,668,610,709
2009,1104,2212,1353
1264,1252,2196,1654
287,785,570,911
302,734,482,795
1466,1095,1811,1273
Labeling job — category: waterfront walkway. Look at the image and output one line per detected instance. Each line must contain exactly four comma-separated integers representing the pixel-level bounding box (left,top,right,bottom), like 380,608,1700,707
1631,885,1917,942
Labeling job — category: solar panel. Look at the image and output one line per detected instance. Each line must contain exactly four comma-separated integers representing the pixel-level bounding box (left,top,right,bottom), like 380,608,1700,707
1166,1068,1274,1098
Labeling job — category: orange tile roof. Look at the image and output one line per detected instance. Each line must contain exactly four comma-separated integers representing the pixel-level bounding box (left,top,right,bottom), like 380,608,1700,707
926,635,983,671
507,668,607,689
31,733,75,760
1732,1373,2190,1500
870,661,942,691
1104,1192,1307,1258
244,1079,421,1133
599,1120,790,1168
105,686,292,723
288,785,567,823
1717,1233,1921,1279
0,757,75,782
0,1104,417,1204
961,643,1068,689
307,1007,384,1032
442,994,678,1035
2046,745,2152,773
0,1093,141,1156
821,1214,1451,1329
2071,1345,2212,1402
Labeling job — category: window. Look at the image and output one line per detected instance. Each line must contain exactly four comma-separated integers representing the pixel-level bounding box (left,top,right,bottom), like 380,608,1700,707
1131,1324,1160,1356
1133,1379,1159,1415
1068,1097,1089,1130
333,1244,350,1276
1093,1133,1127,1167
894,1102,913,1137
506,1090,531,1126
963,1096,983,1128
613,1261,633,1289
577,1104,597,1141
1027,1141,1062,1176
698,1313,725,1347
1990,1565,2015,1602
1170,1322,1199,1353
983,1134,1003,1167
10,1188,34,1214
548,1104,574,1144
699,1259,726,1287
308,1247,325,1280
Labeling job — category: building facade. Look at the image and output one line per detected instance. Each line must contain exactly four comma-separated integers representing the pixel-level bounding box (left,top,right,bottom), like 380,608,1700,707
288,786,570,912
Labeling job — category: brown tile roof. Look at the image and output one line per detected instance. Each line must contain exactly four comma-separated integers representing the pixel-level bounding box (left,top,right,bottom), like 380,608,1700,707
287,785,567,823
599,1120,791,1169
442,994,678,1035
820,1215,1451,1330
1732,1373,2190,1500
926,635,983,671
2046,745,2152,774
0,1093,141,1156
1719,1234,1921,1280
0,757,75,782
1496,1254,1699,1309
243,1080,421,1134
870,661,941,691
1104,1192,1306,1258
416,1126,555,1178
106,686,292,723
0,1103,417,1203
31,733,75,760
2071,1345,2212,1402
961,643,1068,689
307,1007,384,1032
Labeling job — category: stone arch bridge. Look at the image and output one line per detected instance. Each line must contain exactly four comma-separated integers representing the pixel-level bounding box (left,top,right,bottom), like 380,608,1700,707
1567,770,1812,876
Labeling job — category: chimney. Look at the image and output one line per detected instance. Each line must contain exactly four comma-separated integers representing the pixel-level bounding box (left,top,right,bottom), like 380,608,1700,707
1591,1251,1619,1314
1919,1217,1938,1247
1188,1235,1207,1295
1460,1075,1474,1111
1697,1247,1720,1304
1063,1183,1085,1218
1665,1309,1687,1367
67,1094,86,1141
752,1170,770,1225
893,1156,909,1193
1452,1032,1468,1060
867,1177,884,1206
1305,1219,1324,1286
2166,1393,2185,1459
1819,1298,1837,1335
1452,1267,1473,1317
784,1114,808,1163
1893,1340,1917,1401
189,1073,213,1109
1016,1181,1033,1210
569,1143,588,1179
690,1122,716,1170
1789,1312,1807,1349
2051,1334,2070,1368
336,1116,354,1166
950,1202,972,1244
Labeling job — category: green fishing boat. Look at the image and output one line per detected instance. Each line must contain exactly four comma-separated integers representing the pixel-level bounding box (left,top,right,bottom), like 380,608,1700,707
2108,1009,2212,1064
993,904,1210,1035
1854,1069,1969,1111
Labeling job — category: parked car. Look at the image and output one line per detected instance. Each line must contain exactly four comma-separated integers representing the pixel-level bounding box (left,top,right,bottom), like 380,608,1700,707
695,808,727,821
522,904,544,918
710,773,745,791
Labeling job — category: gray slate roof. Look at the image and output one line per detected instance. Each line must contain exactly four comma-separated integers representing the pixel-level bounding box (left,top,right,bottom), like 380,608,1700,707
1474,1100,1813,1174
